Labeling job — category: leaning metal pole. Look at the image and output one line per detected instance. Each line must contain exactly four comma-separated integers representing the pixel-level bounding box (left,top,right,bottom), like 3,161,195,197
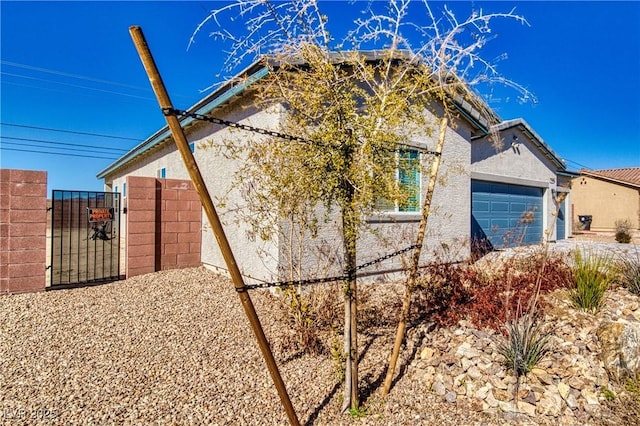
129,26,300,426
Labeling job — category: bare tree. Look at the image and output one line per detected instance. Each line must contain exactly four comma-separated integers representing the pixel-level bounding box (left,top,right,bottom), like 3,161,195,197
192,0,533,412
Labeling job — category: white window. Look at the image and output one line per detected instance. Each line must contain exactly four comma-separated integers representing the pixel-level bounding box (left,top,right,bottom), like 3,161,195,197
157,168,166,179
376,149,421,213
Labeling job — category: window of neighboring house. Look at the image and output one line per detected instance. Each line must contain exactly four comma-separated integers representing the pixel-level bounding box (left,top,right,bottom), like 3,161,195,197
114,185,118,194
375,149,421,213
157,168,166,179
123,183,127,198
189,142,195,153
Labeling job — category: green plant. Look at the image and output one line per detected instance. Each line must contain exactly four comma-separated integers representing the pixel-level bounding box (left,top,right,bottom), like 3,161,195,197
626,376,640,396
618,249,640,296
615,219,633,244
569,250,615,313
602,386,616,401
495,311,551,384
329,333,346,383
278,286,324,355
347,405,369,418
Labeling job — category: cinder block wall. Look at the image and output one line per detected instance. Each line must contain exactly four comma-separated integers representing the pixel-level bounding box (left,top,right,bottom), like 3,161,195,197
125,176,201,278
0,169,47,294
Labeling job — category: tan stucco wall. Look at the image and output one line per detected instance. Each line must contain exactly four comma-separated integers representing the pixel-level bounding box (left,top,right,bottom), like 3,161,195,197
571,175,640,230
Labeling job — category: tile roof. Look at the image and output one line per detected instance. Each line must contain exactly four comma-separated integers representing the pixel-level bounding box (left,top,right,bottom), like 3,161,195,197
581,167,640,188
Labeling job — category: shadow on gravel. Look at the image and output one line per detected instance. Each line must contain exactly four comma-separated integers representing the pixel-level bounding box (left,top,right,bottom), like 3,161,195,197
360,326,428,403
304,334,380,425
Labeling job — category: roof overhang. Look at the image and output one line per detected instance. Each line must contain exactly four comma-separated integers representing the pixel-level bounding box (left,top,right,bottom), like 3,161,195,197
579,170,640,189
98,50,501,180
96,62,269,180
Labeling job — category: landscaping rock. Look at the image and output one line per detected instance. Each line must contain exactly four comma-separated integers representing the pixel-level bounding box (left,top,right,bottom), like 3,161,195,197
596,320,640,380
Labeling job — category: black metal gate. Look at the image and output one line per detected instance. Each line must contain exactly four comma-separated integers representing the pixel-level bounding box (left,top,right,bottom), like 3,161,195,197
50,190,121,287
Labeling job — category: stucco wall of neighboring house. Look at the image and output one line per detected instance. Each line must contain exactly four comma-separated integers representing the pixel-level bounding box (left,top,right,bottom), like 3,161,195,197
571,176,640,230
471,127,560,240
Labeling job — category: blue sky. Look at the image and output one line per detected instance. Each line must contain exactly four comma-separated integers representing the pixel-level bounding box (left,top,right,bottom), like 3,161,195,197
1,1,639,193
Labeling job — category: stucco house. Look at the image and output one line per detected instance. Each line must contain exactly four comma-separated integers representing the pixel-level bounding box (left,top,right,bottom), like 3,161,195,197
97,54,571,283
571,168,640,232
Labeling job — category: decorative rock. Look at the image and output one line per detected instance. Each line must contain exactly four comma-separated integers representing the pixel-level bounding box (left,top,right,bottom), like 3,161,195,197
596,320,640,380
538,390,563,417
567,376,586,390
420,347,435,360
565,391,580,410
489,375,508,390
531,368,554,385
476,384,492,400
444,391,457,403
485,390,500,408
557,381,570,401
518,401,537,417
432,380,446,396
580,388,599,405
466,365,483,381
522,390,537,405
460,357,474,371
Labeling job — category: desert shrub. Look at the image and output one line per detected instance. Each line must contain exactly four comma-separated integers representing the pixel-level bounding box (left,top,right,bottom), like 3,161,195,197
615,219,633,244
412,261,474,327
569,250,615,313
618,249,640,296
277,286,325,355
412,251,572,330
494,310,551,398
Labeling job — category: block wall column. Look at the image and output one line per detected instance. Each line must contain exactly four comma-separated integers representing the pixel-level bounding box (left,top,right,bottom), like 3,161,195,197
157,179,201,270
0,169,47,294
125,176,157,278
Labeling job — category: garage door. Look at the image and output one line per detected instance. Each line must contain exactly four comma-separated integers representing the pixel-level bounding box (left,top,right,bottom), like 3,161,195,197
556,197,566,240
471,180,543,250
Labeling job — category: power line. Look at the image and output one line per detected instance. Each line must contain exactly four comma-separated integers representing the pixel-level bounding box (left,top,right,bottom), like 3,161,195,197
1,140,123,156
1,72,156,101
1,60,153,92
1,60,195,100
0,146,118,160
0,122,142,142
0,136,129,153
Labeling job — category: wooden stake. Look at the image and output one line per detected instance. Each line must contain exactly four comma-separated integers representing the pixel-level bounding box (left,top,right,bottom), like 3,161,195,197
381,117,448,396
129,26,300,426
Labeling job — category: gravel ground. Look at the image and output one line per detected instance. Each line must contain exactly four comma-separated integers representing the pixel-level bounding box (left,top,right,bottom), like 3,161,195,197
1,267,503,426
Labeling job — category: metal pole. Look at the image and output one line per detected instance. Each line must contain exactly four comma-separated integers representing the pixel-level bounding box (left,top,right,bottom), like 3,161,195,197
129,26,300,426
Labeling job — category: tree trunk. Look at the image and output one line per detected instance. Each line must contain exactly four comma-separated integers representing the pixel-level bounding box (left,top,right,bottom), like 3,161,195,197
341,140,359,412
381,117,448,396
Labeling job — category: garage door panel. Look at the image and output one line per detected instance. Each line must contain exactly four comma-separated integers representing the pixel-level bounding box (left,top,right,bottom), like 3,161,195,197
491,202,510,212
473,200,490,212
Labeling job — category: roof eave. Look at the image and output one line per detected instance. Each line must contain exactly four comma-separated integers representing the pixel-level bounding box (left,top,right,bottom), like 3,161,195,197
96,62,269,180
490,118,566,171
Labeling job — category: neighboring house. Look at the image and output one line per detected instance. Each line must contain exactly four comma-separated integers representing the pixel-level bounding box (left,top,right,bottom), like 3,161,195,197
97,54,571,283
571,168,640,231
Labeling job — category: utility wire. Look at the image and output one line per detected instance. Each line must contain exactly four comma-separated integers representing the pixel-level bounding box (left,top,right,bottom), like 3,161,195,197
1,60,195,100
1,60,153,92
0,147,118,160
0,136,129,153
1,140,122,156
0,122,142,142
1,72,156,101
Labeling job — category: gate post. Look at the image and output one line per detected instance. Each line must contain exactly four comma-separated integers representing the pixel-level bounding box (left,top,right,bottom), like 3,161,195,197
0,169,47,294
